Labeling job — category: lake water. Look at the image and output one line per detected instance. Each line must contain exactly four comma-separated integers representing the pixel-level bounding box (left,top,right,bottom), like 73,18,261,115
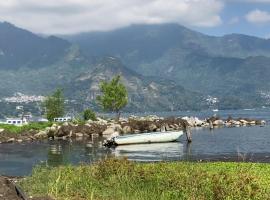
1,108,270,176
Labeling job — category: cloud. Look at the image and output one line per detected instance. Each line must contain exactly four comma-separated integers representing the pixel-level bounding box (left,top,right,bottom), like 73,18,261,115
228,17,240,25
0,0,223,34
246,9,270,24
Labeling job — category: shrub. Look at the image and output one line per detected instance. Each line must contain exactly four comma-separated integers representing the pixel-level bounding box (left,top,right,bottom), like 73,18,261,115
83,109,96,121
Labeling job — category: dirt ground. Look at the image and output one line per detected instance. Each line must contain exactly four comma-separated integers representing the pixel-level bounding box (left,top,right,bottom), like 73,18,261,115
0,176,53,200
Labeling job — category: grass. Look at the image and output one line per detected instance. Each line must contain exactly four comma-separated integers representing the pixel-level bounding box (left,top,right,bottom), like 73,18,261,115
0,122,52,134
21,158,270,200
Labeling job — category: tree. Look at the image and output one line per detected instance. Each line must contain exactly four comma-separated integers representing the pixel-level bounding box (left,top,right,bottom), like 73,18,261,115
96,75,128,120
83,108,97,121
44,89,65,121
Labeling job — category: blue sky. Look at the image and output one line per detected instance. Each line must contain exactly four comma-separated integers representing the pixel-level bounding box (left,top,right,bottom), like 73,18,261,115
195,1,270,38
0,0,270,37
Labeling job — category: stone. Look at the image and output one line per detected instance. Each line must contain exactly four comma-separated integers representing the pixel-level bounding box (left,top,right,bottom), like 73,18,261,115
34,131,47,139
249,121,256,125
0,128,4,133
96,118,108,125
7,138,15,143
75,132,84,137
123,126,132,134
113,124,123,133
213,120,224,126
17,139,23,143
149,124,157,132
102,127,115,135
232,120,241,126
239,119,248,125
182,116,203,127
169,124,175,129
63,122,69,126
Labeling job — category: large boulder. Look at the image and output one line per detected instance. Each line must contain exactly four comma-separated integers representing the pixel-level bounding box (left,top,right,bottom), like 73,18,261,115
55,123,73,137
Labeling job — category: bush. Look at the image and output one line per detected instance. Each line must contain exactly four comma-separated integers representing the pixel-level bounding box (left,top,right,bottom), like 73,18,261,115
83,109,96,121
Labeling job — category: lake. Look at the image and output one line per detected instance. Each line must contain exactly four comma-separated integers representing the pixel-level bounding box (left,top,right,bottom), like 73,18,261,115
1,108,270,176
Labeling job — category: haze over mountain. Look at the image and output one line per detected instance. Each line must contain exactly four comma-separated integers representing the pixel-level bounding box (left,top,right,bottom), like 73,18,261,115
1,21,270,115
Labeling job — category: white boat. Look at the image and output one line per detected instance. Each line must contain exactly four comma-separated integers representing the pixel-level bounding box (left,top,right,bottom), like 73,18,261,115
105,131,183,146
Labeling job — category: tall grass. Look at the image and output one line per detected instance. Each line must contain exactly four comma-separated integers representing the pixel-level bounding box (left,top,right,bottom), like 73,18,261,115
21,158,270,200
0,122,52,134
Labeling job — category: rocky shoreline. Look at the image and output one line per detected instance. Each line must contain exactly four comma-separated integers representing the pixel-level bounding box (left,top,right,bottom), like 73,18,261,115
0,115,266,144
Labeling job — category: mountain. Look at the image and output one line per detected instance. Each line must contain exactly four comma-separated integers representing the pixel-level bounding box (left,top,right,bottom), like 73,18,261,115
0,22,73,69
67,23,270,62
0,22,205,114
66,23,270,108
65,57,206,112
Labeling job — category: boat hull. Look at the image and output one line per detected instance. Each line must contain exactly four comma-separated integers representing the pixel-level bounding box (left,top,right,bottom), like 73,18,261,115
113,131,183,145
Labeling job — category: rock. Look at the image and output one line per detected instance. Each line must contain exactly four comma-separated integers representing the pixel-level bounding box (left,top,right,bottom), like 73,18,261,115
123,126,132,134
182,117,203,127
7,138,15,143
169,124,175,129
231,120,241,126
239,119,248,125
96,118,108,125
34,131,47,139
17,139,23,143
213,120,224,126
75,132,84,137
0,128,4,133
249,121,256,125
149,124,157,132
102,127,116,135
55,124,73,137
63,122,69,126
113,124,123,133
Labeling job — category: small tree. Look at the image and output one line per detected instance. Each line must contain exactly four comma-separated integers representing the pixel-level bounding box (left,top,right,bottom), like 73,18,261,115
83,108,97,121
44,88,65,121
96,75,128,120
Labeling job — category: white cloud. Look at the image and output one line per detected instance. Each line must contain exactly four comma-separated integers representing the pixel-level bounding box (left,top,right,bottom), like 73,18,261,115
246,9,270,24
0,0,224,34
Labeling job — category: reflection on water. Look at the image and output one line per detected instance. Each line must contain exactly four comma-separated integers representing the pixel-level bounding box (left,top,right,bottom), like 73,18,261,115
113,142,184,161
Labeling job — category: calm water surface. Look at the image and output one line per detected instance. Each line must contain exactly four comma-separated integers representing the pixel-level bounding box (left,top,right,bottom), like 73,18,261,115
1,108,270,176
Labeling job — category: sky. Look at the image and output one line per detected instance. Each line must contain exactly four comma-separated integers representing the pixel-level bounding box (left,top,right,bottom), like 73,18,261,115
0,0,270,38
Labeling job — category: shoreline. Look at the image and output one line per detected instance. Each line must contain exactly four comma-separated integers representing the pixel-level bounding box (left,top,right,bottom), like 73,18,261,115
0,115,266,144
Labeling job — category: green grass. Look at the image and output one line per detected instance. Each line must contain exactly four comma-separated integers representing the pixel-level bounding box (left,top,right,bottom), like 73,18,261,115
21,158,270,200
0,122,52,134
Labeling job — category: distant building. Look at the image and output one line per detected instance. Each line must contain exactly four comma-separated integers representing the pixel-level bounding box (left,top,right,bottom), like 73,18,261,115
5,118,28,126
53,117,72,122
